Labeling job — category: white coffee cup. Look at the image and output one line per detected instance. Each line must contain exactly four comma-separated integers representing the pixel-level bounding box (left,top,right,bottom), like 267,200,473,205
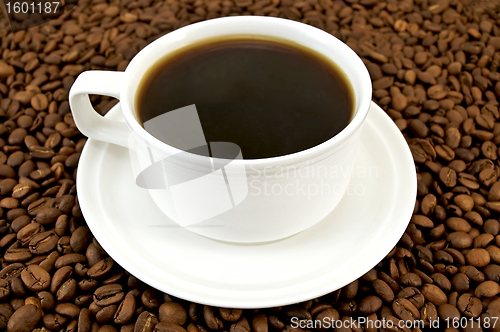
69,16,372,243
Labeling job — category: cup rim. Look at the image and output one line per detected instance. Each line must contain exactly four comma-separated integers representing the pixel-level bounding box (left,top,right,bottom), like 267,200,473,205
121,16,372,166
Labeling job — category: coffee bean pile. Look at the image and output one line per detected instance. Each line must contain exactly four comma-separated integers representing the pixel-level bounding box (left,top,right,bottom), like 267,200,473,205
1,0,500,331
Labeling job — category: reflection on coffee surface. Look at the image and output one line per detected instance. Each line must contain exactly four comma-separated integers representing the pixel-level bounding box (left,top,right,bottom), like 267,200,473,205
136,36,354,159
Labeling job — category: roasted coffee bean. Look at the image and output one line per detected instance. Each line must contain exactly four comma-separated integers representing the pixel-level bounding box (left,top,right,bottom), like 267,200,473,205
114,293,136,325
30,94,48,112
75,294,93,308
267,316,284,331
218,308,241,323
358,295,382,315
458,173,480,189
78,278,99,292
159,302,188,325
0,279,10,300
154,322,188,332
0,304,13,330
457,293,482,318
284,307,313,322
313,308,338,331
55,302,80,319
54,253,86,269
56,278,77,302
188,304,199,323
75,262,89,278
4,248,32,263
251,314,267,332
38,251,59,272
43,313,68,330
135,311,159,332
371,279,394,302
392,298,420,321
97,304,118,324
69,226,90,253
438,303,460,322
420,284,447,306
409,119,429,138
466,248,491,267
16,222,43,246
0,178,18,195
446,217,471,232
451,273,470,292
439,167,457,187
474,233,494,247
50,266,72,293
0,263,25,282
420,194,437,216
64,320,78,332
78,308,92,332
87,257,114,279
483,264,500,282
37,291,54,311
460,266,485,283
475,280,500,298
57,236,71,255
420,302,437,328
35,207,62,225
141,289,161,310
11,184,31,200
29,146,55,159
28,230,58,255
411,215,434,228
487,245,500,263
55,195,74,214
448,231,473,248
8,129,28,146
341,280,357,300
126,321,154,332
94,284,124,307
436,144,455,161
0,233,17,249
100,325,119,332
0,165,16,178
20,264,50,291
203,306,224,330
397,271,419,286
10,278,26,298
54,215,68,237
7,304,42,332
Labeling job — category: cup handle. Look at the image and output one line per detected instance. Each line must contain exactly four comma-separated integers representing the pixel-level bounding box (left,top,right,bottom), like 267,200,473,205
69,71,131,148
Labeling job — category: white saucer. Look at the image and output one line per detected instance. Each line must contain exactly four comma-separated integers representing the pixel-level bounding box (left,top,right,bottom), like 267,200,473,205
77,101,416,308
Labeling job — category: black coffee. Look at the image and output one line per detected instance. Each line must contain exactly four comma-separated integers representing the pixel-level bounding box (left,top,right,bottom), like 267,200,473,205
136,36,354,159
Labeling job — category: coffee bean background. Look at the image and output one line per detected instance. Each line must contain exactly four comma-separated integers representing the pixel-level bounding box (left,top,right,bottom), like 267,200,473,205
1,0,500,331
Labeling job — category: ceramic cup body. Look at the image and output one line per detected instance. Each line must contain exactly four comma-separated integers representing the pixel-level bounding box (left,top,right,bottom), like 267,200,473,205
69,16,372,243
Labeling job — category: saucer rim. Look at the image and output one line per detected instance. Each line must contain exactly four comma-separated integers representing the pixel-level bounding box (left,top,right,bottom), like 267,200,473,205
77,101,416,308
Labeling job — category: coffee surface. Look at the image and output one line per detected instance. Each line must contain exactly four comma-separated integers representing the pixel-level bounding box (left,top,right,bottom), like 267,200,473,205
136,37,354,159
